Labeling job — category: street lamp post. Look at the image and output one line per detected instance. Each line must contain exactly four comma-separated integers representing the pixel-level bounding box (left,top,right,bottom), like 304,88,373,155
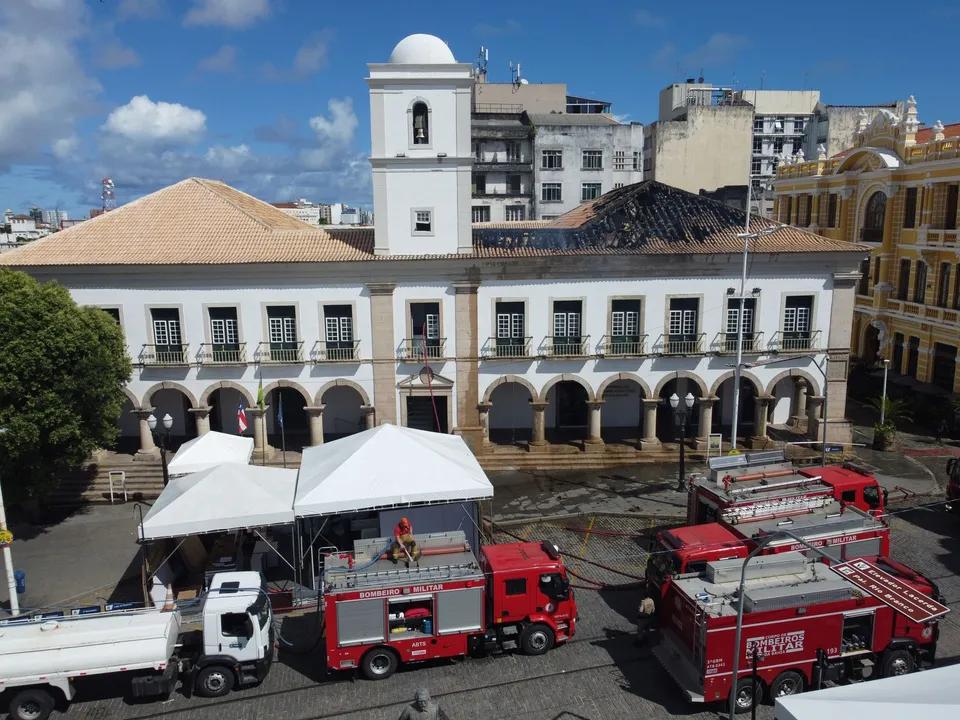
727,528,840,719
880,358,890,425
0,427,18,616
670,392,696,492
147,414,173,487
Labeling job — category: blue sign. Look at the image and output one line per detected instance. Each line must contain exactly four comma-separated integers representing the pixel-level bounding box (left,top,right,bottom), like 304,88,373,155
71,606,102,616
105,602,136,612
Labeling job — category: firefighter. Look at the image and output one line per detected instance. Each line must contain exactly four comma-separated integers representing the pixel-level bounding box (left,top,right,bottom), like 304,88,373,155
390,517,421,563
398,688,447,720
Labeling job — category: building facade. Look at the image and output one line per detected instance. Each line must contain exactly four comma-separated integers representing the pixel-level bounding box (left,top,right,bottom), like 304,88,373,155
272,199,321,226
772,97,960,394
1,34,866,461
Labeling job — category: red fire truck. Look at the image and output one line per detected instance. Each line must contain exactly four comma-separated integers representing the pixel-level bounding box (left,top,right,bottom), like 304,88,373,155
321,531,576,680
687,451,886,526
653,553,948,713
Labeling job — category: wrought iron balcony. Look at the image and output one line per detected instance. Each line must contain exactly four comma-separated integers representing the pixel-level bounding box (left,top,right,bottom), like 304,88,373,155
197,342,247,366
771,330,821,353
659,334,705,356
481,337,532,359
542,336,590,358
311,340,361,363
713,333,764,355
398,338,447,361
598,335,648,358
255,341,304,364
140,344,189,367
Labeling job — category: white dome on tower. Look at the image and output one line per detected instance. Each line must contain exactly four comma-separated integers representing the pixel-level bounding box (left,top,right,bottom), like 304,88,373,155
388,34,456,64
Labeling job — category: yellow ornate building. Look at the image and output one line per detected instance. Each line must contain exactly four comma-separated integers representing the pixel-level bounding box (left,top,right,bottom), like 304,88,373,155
772,97,960,394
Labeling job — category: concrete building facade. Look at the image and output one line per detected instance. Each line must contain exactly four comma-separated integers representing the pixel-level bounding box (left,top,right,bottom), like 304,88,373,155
773,97,960,395
1,34,867,462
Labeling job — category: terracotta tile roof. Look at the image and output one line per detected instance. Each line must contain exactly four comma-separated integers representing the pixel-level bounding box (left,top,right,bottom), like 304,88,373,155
0,178,373,267
915,122,960,144
271,202,298,209
471,181,867,256
1,178,864,268
9,214,33,220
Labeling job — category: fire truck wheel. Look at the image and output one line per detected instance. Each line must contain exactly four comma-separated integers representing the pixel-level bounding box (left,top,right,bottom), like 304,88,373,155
520,624,555,656
881,649,916,678
769,671,804,699
8,688,55,720
361,648,399,680
730,678,761,714
195,665,236,698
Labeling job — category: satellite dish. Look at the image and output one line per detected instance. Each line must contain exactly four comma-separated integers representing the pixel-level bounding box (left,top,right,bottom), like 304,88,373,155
520,78,529,85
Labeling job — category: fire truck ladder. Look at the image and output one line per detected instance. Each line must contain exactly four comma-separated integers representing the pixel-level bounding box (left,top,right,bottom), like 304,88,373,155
692,603,707,669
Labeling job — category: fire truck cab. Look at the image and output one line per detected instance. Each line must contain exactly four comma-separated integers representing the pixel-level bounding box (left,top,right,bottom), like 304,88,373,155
688,451,886,527
321,531,576,680
653,553,948,713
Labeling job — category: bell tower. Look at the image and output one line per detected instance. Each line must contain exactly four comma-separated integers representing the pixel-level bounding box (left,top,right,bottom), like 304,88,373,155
367,34,474,256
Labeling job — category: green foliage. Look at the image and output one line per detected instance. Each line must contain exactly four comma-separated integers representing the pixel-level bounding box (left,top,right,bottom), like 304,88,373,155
0,269,132,501
868,395,912,433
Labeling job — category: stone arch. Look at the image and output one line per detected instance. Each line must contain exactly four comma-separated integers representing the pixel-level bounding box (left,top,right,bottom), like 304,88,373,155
538,374,596,403
835,148,902,176
120,387,140,410
597,372,652,399
199,380,256,408
764,368,822,397
708,370,765,398
316,378,371,407
141,381,198,409
261,380,312,406
652,371,708,399
482,375,538,404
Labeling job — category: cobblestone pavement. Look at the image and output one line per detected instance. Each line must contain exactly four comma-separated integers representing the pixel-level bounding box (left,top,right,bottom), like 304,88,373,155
56,506,960,720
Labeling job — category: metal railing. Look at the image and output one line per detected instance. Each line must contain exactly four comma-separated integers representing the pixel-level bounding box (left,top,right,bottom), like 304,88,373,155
197,343,247,366
398,338,447,361
542,336,590,357
473,103,523,114
140,344,189,366
713,333,763,355
771,330,821,352
660,334,705,355
598,335,647,357
255,341,304,364
481,337,532,359
311,340,360,363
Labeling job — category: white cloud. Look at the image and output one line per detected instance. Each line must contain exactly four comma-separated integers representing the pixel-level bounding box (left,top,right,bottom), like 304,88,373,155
118,0,161,20
102,96,207,145
184,0,270,29
198,45,238,73
472,19,521,36
262,30,333,81
612,113,630,123
96,41,141,69
684,33,749,69
205,143,252,171
0,1,100,169
308,98,358,146
633,10,665,28
52,135,80,160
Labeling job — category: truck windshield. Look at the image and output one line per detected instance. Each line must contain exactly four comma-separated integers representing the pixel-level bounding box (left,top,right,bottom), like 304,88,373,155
649,550,680,579
249,594,270,630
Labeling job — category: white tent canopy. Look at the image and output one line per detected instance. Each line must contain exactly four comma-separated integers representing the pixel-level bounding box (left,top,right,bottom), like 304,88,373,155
294,424,494,518
167,431,253,477
140,464,297,540
775,663,960,719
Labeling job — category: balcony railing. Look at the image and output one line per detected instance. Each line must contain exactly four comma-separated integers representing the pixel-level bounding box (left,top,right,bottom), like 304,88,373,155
598,335,647,358
660,334,705,356
398,338,447,361
311,340,361,363
197,342,247,366
481,337,532,359
255,341,304,364
542,336,590,357
771,330,821,353
140,344,189,366
713,333,763,355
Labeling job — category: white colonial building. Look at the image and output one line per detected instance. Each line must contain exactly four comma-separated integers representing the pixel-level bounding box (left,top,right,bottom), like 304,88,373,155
1,33,868,462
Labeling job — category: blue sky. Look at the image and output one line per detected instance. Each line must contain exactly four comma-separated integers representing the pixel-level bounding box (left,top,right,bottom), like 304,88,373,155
2,0,958,218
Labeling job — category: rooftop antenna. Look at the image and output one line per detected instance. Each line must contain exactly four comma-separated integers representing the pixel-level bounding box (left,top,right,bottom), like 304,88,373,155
475,45,488,80
101,177,116,212
698,68,704,84
760,70,765,90
510,60,525,89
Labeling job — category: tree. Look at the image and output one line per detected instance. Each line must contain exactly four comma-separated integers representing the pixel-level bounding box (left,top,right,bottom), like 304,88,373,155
0,269,132,501
869,395,913,451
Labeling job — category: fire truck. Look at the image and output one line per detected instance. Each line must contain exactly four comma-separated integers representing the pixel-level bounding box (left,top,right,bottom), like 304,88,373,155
640,500,891,620
321,531,576,680
687,451,886,526
653,553,948,713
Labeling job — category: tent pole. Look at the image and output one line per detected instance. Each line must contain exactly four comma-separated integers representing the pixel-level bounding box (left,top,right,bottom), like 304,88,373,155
253,528,296,574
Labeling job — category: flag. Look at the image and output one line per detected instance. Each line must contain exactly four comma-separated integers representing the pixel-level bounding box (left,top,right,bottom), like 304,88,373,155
277,392,284,429
257,375,264,410
237,403,248,433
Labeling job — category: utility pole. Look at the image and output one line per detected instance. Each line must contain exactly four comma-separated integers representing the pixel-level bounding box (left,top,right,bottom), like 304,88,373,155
0,428,19,616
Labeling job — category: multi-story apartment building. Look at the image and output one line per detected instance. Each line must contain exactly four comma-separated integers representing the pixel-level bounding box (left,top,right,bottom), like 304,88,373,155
2,33,866,460
772,97,960,394
272,199,321,226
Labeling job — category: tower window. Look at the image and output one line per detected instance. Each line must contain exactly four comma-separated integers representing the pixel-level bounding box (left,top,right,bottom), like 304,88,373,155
413,209,433,234
413,102,429,145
